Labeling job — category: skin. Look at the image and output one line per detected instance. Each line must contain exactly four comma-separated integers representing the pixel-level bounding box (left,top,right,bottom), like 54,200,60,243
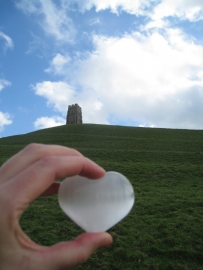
0,144,113,270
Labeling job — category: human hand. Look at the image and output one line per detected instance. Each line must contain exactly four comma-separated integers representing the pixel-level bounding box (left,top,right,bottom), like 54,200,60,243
0,144,112,270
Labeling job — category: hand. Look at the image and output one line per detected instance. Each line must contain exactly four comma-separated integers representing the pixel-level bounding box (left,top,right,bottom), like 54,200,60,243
0,144,112,270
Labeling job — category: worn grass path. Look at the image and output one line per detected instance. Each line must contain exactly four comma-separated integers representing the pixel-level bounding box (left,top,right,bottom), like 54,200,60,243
0,124,203,269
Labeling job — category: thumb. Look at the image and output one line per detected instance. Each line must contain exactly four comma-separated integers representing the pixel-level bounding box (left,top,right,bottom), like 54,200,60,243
45,232,113,269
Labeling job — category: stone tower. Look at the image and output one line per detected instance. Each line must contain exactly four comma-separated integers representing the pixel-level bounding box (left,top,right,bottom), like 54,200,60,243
66,104,82,124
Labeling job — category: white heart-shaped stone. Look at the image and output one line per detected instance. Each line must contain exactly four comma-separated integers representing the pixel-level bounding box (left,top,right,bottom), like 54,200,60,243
58,172,135,232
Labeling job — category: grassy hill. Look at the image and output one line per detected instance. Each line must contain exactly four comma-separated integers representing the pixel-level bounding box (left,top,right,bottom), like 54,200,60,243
0,124,203,269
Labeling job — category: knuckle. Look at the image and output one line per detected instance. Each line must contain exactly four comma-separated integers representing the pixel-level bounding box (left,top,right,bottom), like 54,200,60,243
39,156,56,169
72,149,82,156
24,143,43,154
62,147,82,157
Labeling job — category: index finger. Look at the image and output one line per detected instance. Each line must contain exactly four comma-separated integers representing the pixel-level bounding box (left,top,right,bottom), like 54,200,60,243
0,144,82,184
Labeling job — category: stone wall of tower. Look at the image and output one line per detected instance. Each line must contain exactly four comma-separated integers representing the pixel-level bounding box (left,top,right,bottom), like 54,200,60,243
66,104,82,124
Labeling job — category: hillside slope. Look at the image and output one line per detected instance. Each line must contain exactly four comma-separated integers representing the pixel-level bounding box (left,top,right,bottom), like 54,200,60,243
0,124,203,269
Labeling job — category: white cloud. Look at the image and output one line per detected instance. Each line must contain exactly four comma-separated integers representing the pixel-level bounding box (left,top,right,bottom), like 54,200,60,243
143,19,169,30
71,0,203,22
32,81,75,112
0,79,12,132
0,31,14,50
151,0,203,22
73,0,152,15
15,0,76,42
0,112,12,132
139,124,156,128
45,53,71,75
34,116,65,130
15,0,203,40
0,79,11,92
94,101,103,110
42,27,203,129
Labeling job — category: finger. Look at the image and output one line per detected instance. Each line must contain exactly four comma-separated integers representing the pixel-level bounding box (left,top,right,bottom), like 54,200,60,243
45,232,113,269
0,144,82,184
7,155,105,212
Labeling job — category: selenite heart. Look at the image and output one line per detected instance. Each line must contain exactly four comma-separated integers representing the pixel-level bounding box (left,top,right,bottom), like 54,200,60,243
58,171,135,232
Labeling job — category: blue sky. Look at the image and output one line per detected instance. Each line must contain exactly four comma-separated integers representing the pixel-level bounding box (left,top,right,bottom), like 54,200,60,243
0,0,203,137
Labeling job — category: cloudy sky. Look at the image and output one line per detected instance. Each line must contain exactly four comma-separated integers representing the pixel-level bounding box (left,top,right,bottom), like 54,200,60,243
0,0,203,137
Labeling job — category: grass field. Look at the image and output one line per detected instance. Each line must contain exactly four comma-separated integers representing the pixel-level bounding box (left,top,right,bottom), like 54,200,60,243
0,124,203,269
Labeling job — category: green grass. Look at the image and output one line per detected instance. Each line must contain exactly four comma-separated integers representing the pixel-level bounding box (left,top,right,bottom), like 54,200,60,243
0,124,203,269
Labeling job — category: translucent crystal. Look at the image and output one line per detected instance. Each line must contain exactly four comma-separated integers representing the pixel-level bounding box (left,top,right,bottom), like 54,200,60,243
58,171,135,232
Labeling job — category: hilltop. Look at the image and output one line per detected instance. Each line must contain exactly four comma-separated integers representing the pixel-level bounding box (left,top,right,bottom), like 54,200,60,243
1,123,203,168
